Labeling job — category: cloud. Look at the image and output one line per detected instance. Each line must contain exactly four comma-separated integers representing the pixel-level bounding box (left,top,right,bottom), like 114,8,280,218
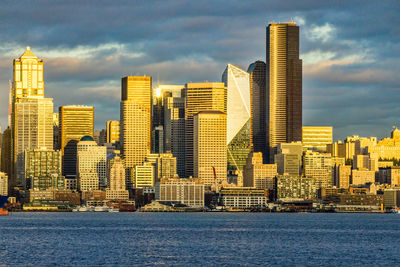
0,0,398,141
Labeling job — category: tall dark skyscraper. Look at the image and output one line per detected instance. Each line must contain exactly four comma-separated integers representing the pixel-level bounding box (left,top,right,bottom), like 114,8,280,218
266,21,302,162
248,60,267,159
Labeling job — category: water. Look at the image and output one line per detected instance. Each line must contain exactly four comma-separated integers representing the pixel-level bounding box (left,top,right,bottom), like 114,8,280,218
0,213,399,266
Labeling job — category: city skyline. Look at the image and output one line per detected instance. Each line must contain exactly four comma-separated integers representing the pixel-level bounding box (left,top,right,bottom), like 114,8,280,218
0,1,398,141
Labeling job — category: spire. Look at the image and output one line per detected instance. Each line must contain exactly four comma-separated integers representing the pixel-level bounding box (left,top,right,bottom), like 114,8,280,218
19,46,37,59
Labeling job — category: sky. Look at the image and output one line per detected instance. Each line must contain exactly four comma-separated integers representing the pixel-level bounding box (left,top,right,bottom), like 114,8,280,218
0,0,399,141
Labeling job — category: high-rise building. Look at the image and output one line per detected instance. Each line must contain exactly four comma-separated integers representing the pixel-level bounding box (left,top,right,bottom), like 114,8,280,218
222,64,251,172
1,128,12,186
14,98,53,186
194,111,227,186
274,142,302,176
164,95,185,177
106,155,129,200
152,85,184,154
59,105,94,177
146,153,177,181
184,82,227,177
266,21,302,162
10,47,51,188
0,172,8,196
303,151,333,189
106,120,120,144
333,164,351,189
25,148,62,190
77,136,107,191
12,46,44,100
53,113,59,150
243,152,277,189
94,129,107,146
133,162,154,188
248,61,267,156
120,76,152,170
302,126,333,152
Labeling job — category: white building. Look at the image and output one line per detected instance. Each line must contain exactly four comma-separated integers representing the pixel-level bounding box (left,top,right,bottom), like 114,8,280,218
77,136,107,191
155,178,204,207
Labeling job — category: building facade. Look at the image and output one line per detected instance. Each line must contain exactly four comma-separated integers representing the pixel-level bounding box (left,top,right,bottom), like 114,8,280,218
106,155,129,200
243,152,277,189
266,22,302,162
194,111,227,186
120,76,152,170
155,178,205,207
184,82,227,177
59,105,94,177
77,136,107,191
106,120,120,144
302,126,332,152
222,64,251,172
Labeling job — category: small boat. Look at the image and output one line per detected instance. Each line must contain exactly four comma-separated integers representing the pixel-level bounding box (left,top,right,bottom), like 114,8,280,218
108,207,120,212
390,209,400,214
94,206,108,212
78,206,95,212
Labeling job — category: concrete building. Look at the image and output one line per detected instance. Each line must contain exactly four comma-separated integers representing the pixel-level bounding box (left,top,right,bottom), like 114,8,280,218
353,154,378,171
59,105,94,177
248,61,267,157
106,120,120,144
222,64,251,172
146,153,177,181
155,178,205,207
25,148,62,190
383,189,400,210
106,155,129,200
77,136,107,191
274,142,302,176
184,82,227,177
120,76,152,170
333,165,351,189
266,21,302,162
220,187,267,209
275,175,317,201
243,152,277,189
134,162,154,188
302,126,332,152
10,47,49,188
0,172,8,196
351,169,376,186
327,141,356,160
194,111,227,186
94,129,107,146
164,96,185,177
14,98,53,186
303,151,333,188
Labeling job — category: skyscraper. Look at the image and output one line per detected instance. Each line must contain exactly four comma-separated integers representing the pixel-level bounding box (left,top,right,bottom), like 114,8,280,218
14,98,53,186
266,21,302,162
194,111,227,186
59,105,94,177
120,76,152,170
164,95,185,177
184,82,227,177
222,64,251,172
248,61,267,157
106,120,120,144
10,47,53,188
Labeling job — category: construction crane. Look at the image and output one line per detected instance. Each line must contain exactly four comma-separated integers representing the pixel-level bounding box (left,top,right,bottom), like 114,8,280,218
212,166,219,194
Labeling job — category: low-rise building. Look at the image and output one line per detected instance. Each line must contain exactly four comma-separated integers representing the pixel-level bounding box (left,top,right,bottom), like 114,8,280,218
219,187,267,209
155,178,204,207
383,188,400,210
275,175,317,201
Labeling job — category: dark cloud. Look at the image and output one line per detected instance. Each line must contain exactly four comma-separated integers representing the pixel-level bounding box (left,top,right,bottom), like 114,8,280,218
0,0,399,140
